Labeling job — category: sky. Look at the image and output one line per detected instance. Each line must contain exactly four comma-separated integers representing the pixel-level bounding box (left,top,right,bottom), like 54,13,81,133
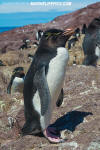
0,0,99,13
0,0,99,27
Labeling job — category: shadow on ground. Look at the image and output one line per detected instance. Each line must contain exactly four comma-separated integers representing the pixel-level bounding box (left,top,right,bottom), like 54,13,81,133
50,111,93,132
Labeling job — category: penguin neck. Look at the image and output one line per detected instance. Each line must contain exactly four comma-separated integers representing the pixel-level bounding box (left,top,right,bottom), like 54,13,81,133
36,46,57,57
14,76,24,82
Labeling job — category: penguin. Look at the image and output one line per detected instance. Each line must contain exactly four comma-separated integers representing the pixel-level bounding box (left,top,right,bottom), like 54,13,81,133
21,28,75,143
7,67,25,94
0,60,6,66
36,30,44,42
82,18,100,66
73,28,80,38
82,24,87,34
68,37,78,49
33,41,39,48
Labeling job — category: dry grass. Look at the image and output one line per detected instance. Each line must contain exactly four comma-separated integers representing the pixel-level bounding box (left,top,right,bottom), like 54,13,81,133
66,34,85,66
0,46,37,66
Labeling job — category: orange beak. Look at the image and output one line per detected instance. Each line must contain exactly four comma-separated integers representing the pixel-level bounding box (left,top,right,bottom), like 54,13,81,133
63,28,75,36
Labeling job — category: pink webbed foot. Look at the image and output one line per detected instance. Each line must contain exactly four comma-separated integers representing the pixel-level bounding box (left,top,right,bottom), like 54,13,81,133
43,127,65,143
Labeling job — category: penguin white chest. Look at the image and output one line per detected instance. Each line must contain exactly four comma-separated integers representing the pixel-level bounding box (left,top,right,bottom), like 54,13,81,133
47,47,69,102
95,45,100,59
33,47,69,111
32,47,69,130
12,77,24,93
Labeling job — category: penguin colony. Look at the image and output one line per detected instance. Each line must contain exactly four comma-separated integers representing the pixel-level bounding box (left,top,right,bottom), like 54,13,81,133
7,17,100,143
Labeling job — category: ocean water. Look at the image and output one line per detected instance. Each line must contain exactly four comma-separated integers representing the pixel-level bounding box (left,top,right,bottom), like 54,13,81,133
0,27,16,33
0,11,71,33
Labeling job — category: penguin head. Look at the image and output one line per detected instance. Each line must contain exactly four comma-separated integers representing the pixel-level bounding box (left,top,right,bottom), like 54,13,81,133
38,28,75,51
12,67,25,78
7,67,25,94
0,60,6,66
38,30,43,35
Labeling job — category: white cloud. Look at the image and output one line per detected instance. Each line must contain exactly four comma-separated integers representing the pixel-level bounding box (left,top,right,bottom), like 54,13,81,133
0,2,87,13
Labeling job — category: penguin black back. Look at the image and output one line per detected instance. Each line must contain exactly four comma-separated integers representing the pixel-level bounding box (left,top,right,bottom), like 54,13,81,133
82,17,100,65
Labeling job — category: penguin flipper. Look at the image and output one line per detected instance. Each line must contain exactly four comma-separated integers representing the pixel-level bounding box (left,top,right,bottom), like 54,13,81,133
34,65,51,116
7,75,15,94
56,88,64,107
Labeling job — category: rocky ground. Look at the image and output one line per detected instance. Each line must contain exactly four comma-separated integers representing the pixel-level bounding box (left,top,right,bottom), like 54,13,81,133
0,38,100,149
0,63,100,150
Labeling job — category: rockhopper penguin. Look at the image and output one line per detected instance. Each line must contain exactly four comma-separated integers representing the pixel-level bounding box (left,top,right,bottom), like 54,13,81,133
22,28,75,143
7,67,25,94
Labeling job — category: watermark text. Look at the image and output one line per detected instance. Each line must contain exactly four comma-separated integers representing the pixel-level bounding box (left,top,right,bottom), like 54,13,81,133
30,2,72,6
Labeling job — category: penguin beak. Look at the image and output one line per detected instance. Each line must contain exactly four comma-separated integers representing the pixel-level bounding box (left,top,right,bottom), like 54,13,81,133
63,28,75,36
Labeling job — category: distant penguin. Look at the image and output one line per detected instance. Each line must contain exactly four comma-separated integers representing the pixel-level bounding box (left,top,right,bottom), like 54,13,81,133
33,41,39,48
82,18,100,66
68,37,78,49
73,28,80,38
0,60,6,66
28,54,34,62
36,30,43,42
73,55,77,65
19,39,31,50
21,28,75,143
28,54,34,59
7,67,25,94
82,24,87,34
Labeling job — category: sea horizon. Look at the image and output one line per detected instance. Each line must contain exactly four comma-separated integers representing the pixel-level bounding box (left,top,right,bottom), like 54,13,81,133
0,26,17,33
0,11,72,33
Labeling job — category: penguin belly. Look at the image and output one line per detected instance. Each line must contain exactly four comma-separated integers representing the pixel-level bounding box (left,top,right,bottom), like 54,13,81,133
33,47,69,130
95,46,100,58
11,77,24,93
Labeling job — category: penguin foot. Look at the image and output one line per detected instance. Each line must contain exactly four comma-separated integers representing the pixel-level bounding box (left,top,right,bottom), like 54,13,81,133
43,127,65,143
21,121,41,136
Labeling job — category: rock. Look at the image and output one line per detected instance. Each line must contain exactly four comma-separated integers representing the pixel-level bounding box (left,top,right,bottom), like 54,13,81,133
61,129,72,140
58,141,78,150
87,140,100,150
